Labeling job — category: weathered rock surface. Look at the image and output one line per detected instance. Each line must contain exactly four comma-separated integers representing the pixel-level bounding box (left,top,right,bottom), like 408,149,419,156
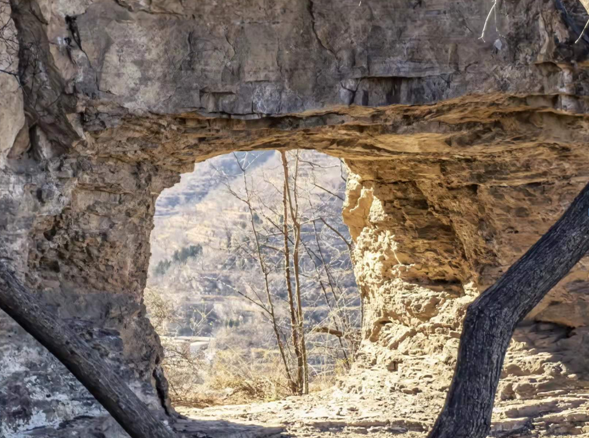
1,0,589,435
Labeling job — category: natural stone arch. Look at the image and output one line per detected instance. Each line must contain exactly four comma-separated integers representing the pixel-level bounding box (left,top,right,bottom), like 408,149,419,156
2,0,589,435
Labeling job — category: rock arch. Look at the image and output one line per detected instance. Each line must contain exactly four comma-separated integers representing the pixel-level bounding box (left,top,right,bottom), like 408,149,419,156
1,0,589,435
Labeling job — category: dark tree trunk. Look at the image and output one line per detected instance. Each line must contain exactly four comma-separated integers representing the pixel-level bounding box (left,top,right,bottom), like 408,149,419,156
428,181,589,438
0,267,177,438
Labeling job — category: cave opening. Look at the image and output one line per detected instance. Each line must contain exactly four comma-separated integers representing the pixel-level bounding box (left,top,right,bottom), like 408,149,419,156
3,0,589,433
144,149,361,410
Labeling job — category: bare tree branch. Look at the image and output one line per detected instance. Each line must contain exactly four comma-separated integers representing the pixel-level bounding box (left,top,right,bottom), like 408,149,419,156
0,267,176,438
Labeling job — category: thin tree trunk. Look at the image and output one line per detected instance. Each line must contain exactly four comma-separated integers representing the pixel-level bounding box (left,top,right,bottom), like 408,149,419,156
311,221,341,303
0,267,176,438
428,181,589,438
248,198,295,390
280,150,304,394
298,201,355,366
236,157,296,393
286,152,309,394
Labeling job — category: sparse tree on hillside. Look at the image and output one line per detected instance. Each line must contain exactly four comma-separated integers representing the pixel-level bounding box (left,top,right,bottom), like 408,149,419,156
211,151,360,396
145,150,359,400
219,152,298,393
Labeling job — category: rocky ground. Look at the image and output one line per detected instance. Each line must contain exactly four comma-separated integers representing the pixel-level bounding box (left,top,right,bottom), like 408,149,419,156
175,324,589,438
176,388,431,438
177,369,589,438
178,393,589,438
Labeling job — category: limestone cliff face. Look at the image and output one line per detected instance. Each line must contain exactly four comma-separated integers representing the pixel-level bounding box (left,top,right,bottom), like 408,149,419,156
1,0,589,435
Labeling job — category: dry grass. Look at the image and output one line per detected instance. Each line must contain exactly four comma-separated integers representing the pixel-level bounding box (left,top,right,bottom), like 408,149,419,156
205,350,292,402
161,340,209,407
146,288,354,408
162,344,293,407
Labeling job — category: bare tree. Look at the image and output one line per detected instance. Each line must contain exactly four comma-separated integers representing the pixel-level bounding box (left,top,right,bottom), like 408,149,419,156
149,150,359,398
219,153,297,393
280,151,307,394
215,151,359,395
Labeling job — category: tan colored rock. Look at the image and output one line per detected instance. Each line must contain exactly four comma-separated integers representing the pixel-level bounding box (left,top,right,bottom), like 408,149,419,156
0,3,24,167
0,74,25,166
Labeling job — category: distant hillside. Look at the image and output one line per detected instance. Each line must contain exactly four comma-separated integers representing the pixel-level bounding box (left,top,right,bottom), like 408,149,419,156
155,151,275,217
147,150,359,339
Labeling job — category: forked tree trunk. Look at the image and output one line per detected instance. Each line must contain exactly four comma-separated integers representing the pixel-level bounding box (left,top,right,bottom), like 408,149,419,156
0,267,176,438
234,154,296,392
285,152,310,395
280,150,305,395
428,181,589,438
